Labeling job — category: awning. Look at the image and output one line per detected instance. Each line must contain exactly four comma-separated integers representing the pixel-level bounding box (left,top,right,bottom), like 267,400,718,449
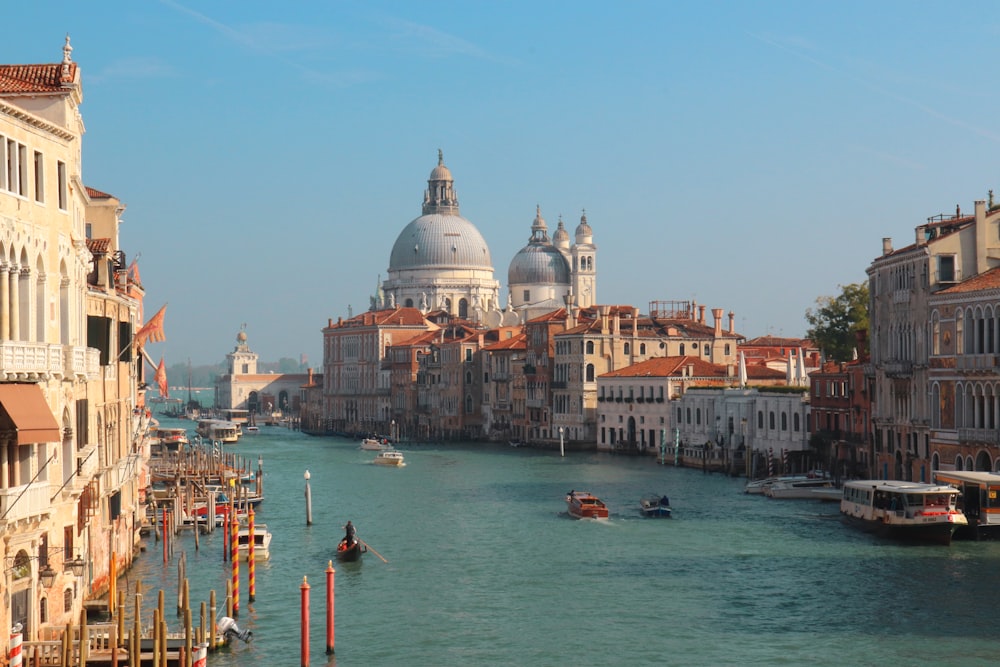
0,383,62,445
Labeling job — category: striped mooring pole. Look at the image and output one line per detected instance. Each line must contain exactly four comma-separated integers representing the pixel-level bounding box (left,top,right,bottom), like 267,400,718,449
248,508,256,602
192,641,209,667
9,623,23,667
231,509,240,614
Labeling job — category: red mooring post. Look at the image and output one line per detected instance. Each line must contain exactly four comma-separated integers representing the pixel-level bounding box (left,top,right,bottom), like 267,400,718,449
325,561,335,654
300,576,311,667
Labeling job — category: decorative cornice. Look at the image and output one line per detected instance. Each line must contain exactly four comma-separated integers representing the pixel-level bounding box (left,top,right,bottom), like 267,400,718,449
0,100,76,141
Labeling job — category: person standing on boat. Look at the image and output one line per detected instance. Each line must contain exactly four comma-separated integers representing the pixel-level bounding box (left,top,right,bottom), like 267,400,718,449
344,520,357,546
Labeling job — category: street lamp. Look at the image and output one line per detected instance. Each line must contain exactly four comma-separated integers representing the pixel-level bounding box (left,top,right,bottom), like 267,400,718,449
39,563,56,587
67,554,85,577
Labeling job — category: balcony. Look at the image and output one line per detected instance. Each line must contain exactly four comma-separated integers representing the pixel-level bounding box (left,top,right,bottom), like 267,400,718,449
957,355,999,372
0,482,52,525
959,428,1000,445
883,361,912,378
0,341,64,381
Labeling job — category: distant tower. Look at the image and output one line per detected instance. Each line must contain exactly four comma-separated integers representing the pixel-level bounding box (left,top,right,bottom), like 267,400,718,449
227,325,258,376
571,210,597,308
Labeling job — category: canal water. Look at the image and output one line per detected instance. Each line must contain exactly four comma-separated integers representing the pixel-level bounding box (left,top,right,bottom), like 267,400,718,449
124,418,1000,666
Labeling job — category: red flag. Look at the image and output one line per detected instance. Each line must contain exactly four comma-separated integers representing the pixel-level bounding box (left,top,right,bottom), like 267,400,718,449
155,357,169,398
134,304,167,349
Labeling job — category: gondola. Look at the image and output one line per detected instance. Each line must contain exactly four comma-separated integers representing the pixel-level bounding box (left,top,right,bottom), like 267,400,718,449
336,538,366,562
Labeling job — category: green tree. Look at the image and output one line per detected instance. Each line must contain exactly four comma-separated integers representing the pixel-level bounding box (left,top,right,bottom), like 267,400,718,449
805,282,869,363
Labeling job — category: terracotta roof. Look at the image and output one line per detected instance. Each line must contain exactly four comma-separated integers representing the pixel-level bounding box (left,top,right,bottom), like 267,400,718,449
526,308,567,324
0,63,77,94
483,332,527,351
329,307,430,329
937,266,1000,294
86,186,114,199
87,238,111,255
601,356,727,379
742,335,812,347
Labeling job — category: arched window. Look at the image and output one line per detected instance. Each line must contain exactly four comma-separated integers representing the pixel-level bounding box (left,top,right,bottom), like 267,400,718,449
586,341,594,354
465,395,473,414
793,414,800,431
458,298,469,318
757,411,764,428
679,344,686,355
704,344,710,355
465,371,472,384
586,364,595,382
781,413,788,430
640,343,646,355
769,412,775,429
624,343,630,355
405,298,414,307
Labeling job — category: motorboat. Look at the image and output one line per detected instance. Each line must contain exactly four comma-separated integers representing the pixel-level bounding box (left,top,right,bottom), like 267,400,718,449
237,523,272,561
361,437,392,451
766,477,836,499
746,471,830,496
840,480,968,545
373,450,405,467
566,491,609,519
639,494,672,518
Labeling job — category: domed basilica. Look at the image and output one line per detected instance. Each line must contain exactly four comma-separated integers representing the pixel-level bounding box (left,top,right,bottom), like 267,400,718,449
381,151,597,325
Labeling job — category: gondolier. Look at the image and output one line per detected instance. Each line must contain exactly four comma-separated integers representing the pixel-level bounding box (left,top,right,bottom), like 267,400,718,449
344,520,356,545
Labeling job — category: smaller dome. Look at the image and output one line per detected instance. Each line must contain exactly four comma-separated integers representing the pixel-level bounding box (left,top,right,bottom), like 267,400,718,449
575,211,593,239
508,245,571,286
429,149,452,182
553,218,570,249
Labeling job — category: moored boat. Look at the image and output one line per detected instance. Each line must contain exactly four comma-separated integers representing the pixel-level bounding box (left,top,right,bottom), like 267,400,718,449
336,538,366,562
154,427,190,453
639,494,672,518
373,450,405,466
766,477,836,499
931,470,1000,540
566,491,609,519
197,419,240,443
840,480,968,545
237,523,272,560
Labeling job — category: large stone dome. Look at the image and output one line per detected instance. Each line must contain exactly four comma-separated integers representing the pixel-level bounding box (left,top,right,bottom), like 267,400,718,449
508,243,570,285
389,213,493,270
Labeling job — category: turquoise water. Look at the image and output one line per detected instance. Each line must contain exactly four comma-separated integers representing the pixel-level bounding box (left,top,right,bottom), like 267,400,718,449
125,420,1000,666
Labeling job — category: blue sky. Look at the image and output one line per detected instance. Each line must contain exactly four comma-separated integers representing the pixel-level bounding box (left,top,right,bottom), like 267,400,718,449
7,2,1000,366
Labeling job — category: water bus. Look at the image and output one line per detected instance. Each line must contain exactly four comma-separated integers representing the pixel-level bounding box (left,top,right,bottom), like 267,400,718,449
840,480,967,545
931,470,1000,540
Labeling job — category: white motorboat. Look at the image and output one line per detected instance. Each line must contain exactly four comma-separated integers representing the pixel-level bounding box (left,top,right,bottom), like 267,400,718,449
840,480,967,545
237,523,272,560
766,477,835,499
373,450,405,467
361,437,392,451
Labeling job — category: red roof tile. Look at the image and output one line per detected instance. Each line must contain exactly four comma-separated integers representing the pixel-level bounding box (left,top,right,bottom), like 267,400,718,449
937,266,1000,294
0,63,77,94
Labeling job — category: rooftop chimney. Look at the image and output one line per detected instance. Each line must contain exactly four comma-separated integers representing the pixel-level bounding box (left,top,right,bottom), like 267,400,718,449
882,238,893,256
